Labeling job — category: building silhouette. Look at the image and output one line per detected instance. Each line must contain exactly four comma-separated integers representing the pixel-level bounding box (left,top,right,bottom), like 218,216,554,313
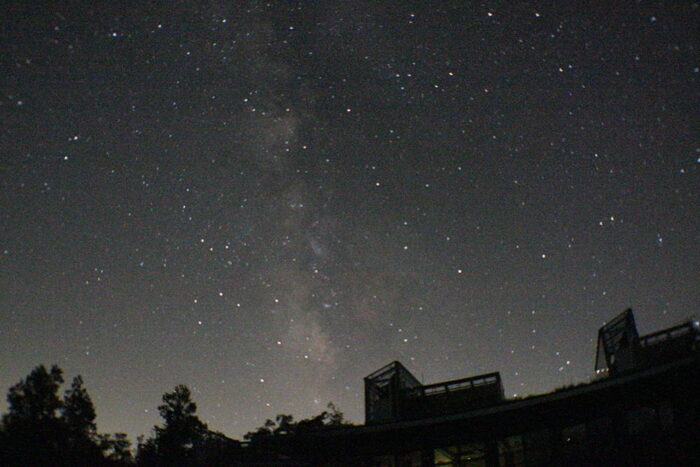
245,309,700,466
365,361,504,425
238,310,700,467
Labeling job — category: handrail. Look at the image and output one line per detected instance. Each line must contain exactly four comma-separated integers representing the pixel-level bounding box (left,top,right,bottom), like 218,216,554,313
639,322,698,347
404,372,501,398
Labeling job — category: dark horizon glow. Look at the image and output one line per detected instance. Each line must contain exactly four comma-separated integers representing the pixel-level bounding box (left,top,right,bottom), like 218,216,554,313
1,1,698,442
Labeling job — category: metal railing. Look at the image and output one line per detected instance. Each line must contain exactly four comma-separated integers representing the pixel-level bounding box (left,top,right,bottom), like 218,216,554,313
404,372,501,399
639,322,699,348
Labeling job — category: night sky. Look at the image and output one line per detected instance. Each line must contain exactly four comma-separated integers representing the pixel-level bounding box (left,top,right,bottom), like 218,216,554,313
2,1,698,442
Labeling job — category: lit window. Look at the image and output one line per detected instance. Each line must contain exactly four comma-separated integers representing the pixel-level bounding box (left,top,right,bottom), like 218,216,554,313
435,443,486,466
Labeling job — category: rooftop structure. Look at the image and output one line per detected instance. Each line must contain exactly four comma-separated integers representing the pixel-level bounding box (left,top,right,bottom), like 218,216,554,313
364,361,422,424
365,361,504,424
242,309,700,465
595,308,700,375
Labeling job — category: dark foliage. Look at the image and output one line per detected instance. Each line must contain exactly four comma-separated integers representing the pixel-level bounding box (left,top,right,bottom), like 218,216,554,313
239,403,352,464
244,402,350,442
136,384,241,466
100,432,134,463
0,364,131,466
1,364,349,466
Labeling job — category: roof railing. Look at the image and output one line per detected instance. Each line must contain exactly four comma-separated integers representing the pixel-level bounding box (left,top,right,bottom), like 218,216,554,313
404,372,501,399
639,322,699,348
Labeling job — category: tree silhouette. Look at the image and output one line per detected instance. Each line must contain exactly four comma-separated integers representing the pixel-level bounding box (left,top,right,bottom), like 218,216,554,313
2,366,348,466
155,385,207,462
240,403,352,464
61,375,107,464
137,385,245,466
4,364,64,425
244,402,351,442
324,402,347,427
138,384,242,466
62,375,97,440
0,365,67,465
99,432,133,463
0,364,133,466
